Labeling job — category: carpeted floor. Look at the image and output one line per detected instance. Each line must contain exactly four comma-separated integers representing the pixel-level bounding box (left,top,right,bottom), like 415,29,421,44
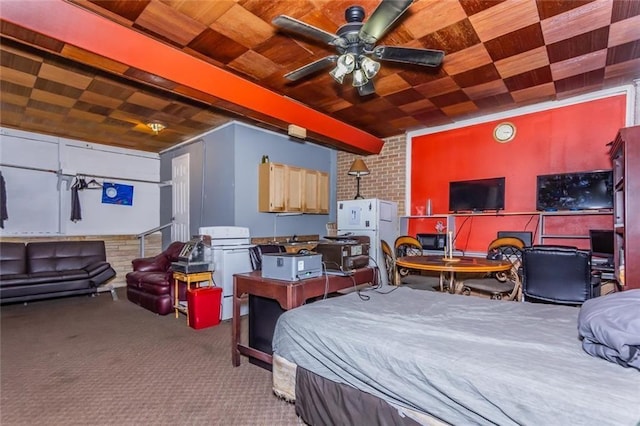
0,289,304,426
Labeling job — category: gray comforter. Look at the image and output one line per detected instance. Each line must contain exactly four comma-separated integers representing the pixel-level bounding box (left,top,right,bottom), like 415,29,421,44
578,289,640,370
272,287,640,426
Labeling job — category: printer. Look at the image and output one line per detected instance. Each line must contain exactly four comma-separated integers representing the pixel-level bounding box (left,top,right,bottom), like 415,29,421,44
315,236,370,273
262,252,323,281
171,235,213,274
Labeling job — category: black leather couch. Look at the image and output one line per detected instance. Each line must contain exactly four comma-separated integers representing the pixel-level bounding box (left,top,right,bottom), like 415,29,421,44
0,240,116,304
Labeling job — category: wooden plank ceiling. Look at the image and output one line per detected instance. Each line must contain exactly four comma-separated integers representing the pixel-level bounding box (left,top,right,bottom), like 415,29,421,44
1,0,639,154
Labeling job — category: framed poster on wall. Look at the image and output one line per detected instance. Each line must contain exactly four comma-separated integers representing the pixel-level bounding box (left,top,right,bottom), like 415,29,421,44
102,182,134,206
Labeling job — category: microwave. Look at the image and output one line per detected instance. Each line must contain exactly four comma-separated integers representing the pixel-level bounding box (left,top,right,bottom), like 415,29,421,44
416,233,447,250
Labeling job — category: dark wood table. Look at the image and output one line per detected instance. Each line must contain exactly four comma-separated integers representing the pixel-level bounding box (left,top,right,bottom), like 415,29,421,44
395,255,512,294
232,268,375,367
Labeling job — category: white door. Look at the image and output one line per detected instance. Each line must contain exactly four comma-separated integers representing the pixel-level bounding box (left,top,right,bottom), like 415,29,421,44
172,153,190,242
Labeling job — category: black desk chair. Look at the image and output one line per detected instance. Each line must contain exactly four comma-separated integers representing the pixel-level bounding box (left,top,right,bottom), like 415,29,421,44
249,244,286,271
522,245,601,306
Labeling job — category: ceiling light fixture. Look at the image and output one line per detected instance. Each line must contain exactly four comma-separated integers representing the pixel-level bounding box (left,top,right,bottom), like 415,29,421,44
352,68,368,88
329,53,380,88
360,56,380,79
329,53,356,84
146,122,166,134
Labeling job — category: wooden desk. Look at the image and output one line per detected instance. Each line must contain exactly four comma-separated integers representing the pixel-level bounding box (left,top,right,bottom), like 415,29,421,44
232,268,375,367
395,256,511,294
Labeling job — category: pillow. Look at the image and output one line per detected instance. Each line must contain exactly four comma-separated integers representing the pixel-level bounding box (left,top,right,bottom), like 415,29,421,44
577,289,640,370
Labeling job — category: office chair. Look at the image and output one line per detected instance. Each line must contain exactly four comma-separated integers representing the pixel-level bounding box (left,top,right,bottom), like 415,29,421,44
462,237,525,300
393,236,439,291
249,244,286,271
521,245,601,305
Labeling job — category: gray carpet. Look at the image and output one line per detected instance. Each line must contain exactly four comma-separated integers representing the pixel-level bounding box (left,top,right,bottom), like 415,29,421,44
0,289,303,425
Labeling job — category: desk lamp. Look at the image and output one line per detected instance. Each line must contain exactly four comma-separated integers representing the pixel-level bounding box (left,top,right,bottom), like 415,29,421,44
348,159,370,199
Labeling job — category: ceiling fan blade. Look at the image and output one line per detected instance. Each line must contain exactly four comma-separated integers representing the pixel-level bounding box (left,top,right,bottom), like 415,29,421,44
359,0,414,45
284,55,339,81
373,46,445,67
273,15,342,46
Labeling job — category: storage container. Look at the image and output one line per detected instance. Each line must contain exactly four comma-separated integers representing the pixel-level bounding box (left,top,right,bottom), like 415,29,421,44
187,286,222,329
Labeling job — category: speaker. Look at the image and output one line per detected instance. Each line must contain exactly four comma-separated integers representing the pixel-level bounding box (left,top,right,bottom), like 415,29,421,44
417,233,447,250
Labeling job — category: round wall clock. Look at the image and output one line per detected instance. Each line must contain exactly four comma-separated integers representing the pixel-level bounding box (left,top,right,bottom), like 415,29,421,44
493,122,516,143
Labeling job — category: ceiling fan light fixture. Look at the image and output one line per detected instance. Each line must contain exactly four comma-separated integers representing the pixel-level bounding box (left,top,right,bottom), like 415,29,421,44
329,67,345,84
357,80,376,96
273,2,444,97
330,53,356,84
352,69,368,87
360,56,380,79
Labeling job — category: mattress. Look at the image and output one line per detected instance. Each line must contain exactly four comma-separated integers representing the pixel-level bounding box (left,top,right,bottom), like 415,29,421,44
272,287,640,426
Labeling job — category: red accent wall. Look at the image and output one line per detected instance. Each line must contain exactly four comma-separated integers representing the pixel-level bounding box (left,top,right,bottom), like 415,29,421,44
409,95,627,253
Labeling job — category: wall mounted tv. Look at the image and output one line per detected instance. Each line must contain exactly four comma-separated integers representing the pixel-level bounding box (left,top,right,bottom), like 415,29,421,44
449,177,505,213
536,170,613,211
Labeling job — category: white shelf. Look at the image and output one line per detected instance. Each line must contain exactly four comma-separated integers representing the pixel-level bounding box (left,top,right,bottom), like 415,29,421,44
402,210,612,219
401,209,614,245
403,214,449,219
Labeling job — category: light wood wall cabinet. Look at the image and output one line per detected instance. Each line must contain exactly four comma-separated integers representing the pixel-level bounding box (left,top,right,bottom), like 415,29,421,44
259,162,329,214
258,162,287,212
286,166,304,212
609,125,640,290
303,170,330,213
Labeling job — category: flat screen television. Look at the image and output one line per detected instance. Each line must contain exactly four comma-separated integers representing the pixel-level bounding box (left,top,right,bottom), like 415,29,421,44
536,170,613,211
449,177,505,213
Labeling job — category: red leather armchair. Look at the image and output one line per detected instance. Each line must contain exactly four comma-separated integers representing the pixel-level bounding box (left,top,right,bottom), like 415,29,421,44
125,241,186,315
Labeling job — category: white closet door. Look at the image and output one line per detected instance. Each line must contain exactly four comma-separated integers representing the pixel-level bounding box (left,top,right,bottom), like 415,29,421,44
171,153,190,242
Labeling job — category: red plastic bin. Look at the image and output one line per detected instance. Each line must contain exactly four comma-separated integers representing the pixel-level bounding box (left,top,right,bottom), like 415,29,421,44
187,286,222,330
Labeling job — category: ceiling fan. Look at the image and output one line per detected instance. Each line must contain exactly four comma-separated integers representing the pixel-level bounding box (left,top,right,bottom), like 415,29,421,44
272,0,445,96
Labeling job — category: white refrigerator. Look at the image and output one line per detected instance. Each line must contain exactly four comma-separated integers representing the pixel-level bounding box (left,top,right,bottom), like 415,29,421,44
337,199,399,285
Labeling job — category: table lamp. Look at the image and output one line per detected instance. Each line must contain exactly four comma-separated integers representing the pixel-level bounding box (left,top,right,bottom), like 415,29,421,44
348,159,370,199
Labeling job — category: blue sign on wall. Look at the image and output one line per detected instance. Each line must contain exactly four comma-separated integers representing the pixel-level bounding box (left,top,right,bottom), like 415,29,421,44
102,182,134,206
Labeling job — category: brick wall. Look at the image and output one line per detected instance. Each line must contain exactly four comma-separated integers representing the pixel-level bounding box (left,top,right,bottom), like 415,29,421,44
0,234,162,289
337,134,406,214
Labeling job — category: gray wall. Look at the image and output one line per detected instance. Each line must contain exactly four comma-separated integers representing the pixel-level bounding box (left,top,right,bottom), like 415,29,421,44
160,122,337,244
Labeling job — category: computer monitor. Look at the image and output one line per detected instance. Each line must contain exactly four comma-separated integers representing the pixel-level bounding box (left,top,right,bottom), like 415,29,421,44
589,229,614,262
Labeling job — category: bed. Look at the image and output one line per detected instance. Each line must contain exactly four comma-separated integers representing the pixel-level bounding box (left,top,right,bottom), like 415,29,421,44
271,287,640,425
